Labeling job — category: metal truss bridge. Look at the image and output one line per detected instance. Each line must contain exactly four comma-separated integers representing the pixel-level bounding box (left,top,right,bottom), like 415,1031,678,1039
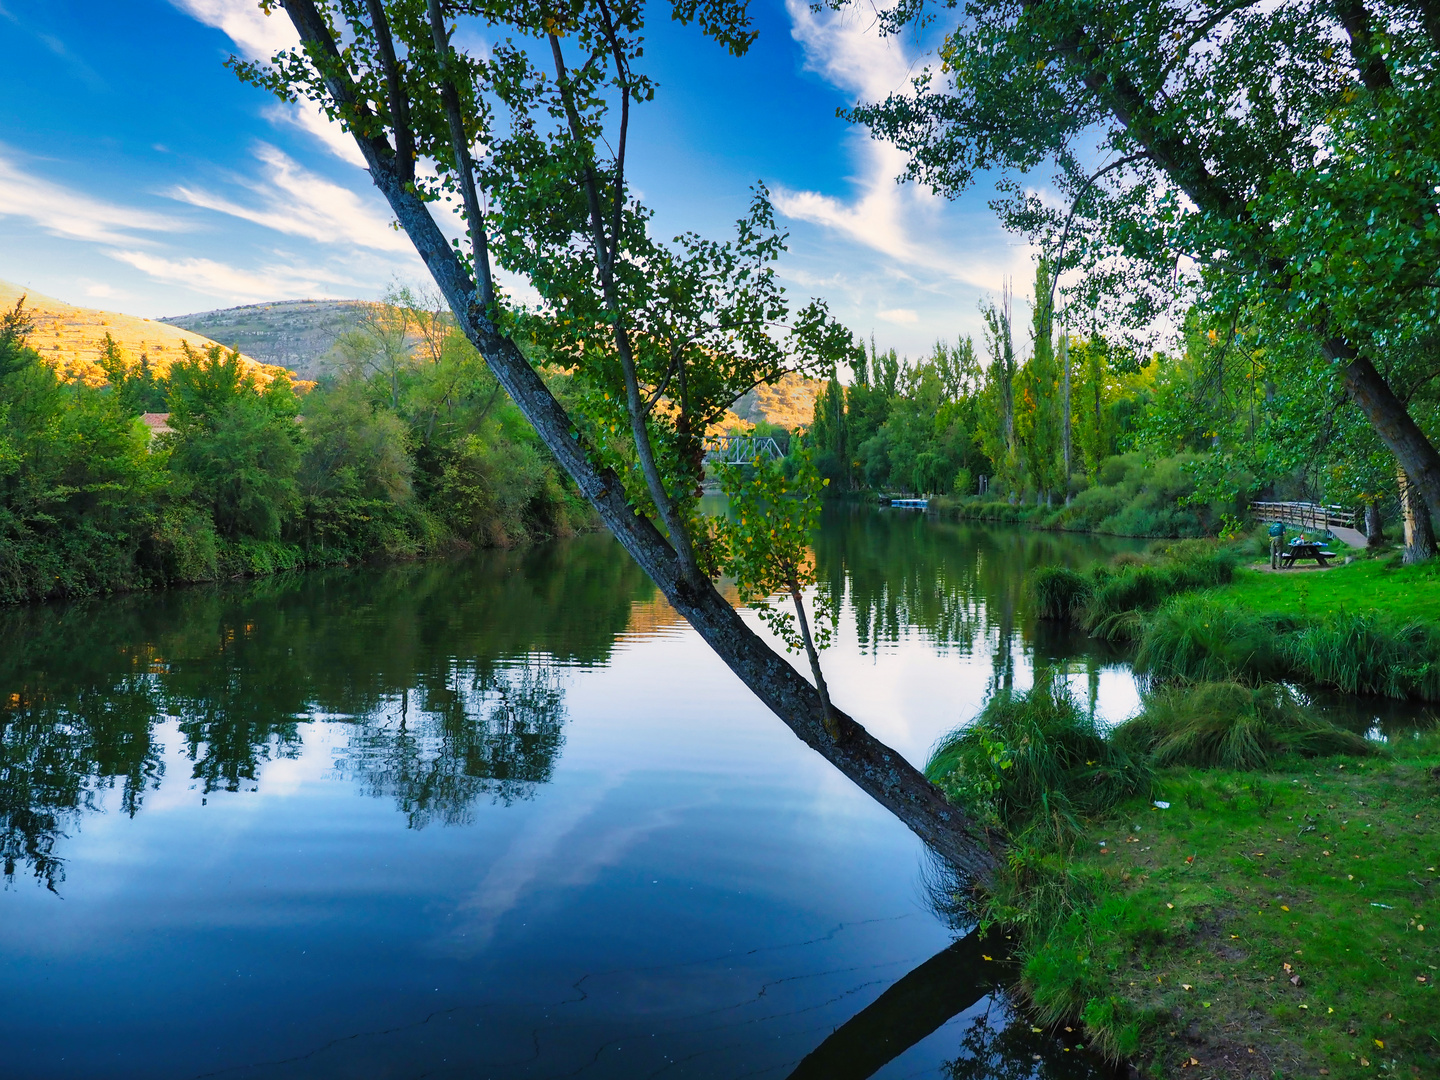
702,435,785,466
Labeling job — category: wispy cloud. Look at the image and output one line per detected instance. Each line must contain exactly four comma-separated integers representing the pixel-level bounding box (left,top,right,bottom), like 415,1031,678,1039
168,0,297,62
877,307,919,324
0,146,181,245
168,143,410,253
172,0,371,170
773,1,1032,292
262,102,368,168
107,249,358,304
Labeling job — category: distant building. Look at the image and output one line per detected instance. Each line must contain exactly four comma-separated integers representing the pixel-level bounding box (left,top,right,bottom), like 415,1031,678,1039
140,412,174,438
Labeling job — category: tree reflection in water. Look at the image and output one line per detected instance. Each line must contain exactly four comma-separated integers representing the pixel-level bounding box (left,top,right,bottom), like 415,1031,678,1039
338,660,567,826
0,534,651,888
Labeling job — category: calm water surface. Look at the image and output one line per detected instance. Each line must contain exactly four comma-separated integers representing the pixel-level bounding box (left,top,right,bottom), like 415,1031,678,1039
2,510,1148,1079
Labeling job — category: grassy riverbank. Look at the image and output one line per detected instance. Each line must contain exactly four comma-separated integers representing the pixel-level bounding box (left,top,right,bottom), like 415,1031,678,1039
928,683,1440,1079
1032,539,1440,702
1050,748,1440,1078
927,453,1244,539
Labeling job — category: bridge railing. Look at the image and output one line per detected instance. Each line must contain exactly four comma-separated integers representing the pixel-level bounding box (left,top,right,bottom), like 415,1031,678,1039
703,435,784,466
1250,501,1358,532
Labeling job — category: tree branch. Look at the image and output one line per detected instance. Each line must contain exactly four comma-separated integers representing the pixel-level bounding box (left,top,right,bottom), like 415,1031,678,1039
425,0,494,307
1334,0,1394,90
547,31,703,583
364,0,416,183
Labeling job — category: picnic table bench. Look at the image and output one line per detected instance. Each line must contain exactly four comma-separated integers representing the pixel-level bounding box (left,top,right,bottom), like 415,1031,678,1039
1280,541,1337,567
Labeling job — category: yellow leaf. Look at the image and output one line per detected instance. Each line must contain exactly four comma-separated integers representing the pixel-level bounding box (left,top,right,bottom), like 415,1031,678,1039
1281,905,1290,911
982,955,993,961
1181,983,1193,991
1375,1040,1384,1049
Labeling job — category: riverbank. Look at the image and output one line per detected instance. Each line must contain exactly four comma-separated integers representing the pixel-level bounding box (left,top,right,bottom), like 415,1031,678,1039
930,538,1440,1077
1046,746,1440,1078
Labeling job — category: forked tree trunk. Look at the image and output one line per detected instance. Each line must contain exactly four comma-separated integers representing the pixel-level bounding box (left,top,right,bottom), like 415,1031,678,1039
277,2,996,879
1398,468,1437,564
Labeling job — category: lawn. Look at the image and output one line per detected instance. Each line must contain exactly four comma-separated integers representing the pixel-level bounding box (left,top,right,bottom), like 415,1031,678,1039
1221,550,1440,626
1044,743,1440,1078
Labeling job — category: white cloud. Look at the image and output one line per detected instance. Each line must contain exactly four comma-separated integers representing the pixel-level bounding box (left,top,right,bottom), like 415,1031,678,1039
0,146,182,245
877,307,918,324
773,1,1034,294
168,0,297,62
107,249,358,304
168,143,410,253
262,102,367,168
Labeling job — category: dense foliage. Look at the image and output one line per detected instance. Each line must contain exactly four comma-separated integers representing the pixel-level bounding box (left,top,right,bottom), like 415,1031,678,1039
0,294,594,604
840,0,1440,545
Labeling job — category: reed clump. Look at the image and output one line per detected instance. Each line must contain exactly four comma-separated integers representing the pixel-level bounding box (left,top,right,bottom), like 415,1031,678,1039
1112,681,1379,768
1028,540,1237,641
926,679,1151,849
1135,594,1440,701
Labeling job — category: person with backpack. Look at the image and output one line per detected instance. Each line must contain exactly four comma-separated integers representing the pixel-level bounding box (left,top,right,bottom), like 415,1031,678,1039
1268,520,1287,569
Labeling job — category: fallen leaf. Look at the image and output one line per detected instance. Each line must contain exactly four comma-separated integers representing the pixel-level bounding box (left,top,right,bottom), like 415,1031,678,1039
1361,1058,1370,1067
1186,855,1195,863
1031,1026,1043,1033
1375,1040,1385,1049
1282,905,1291,911
1167,902,1175,909
1182,983,1193,990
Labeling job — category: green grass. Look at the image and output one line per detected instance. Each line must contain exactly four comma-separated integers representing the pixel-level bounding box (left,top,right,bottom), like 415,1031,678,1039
1222,553,1440,625
929,681,1440,1076
1034,745,1440,1078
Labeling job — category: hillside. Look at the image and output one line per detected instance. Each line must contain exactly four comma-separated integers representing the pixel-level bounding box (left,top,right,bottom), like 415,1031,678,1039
730,371,823,431
0,279,289,386
161,299,366,379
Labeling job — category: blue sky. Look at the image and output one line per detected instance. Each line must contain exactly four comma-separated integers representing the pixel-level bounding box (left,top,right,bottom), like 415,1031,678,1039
0,0,1037,357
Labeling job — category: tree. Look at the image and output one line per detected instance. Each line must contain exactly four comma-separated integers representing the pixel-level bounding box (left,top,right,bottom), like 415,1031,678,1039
231,0,991,874
845,0,1440,532
166,344,302,541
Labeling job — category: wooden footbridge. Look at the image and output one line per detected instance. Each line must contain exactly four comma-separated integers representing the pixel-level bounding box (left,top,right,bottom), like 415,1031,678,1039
1250,501,1367,548
703,435,785,466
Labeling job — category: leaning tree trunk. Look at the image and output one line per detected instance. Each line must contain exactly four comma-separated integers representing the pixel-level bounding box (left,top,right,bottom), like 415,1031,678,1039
1338,351,1440,517
277,1,996,880
1364,500,1385,548
1398,468,1437,564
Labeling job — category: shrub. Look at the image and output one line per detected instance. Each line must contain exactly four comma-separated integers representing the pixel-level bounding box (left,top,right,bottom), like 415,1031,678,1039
1113,681,1379,769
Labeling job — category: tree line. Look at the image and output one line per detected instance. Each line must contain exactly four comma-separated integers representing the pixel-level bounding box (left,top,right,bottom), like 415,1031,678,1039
804,252,1437,549
0,289,594,605
844,0,1440,559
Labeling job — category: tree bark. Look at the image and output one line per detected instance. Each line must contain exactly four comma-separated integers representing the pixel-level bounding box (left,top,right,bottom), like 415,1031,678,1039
1398,468,1437,564
1364,500,1385,548
276,0,996,881
1059,331,1071,500
1333,348,1440,517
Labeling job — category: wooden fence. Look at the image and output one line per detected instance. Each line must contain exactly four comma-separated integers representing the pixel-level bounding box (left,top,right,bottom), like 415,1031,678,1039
1249,501,1358,532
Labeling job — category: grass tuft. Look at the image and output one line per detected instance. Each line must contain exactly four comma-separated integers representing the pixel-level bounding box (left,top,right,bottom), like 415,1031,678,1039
926,677,1151,849
1113,681,1380,769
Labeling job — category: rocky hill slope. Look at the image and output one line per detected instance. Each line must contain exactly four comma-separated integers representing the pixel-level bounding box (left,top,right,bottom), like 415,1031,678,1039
161,299,365,380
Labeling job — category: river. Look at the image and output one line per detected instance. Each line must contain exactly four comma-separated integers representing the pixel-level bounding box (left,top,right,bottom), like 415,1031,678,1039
0,509,1148,1079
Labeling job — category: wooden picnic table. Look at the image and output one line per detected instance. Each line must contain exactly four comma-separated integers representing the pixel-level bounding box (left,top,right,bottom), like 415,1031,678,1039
1281,541,1336,567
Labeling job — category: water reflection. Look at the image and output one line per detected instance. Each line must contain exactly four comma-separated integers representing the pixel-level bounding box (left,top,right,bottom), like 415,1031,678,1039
340,660,568,825
0,534,652,887
1,515,1146,1080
